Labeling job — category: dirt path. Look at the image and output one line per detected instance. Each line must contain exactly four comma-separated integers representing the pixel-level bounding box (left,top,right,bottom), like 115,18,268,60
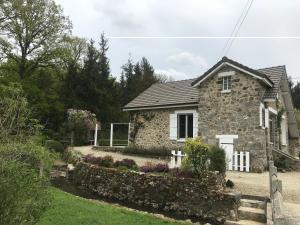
73,146,168,167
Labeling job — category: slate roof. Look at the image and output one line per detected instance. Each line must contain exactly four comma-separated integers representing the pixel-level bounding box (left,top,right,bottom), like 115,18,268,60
123,58,285,110
123,78,198,110
191,57,274,87
258,66,286,99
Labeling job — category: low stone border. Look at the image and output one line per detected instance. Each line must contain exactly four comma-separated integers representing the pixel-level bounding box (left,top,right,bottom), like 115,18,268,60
70,162,240,224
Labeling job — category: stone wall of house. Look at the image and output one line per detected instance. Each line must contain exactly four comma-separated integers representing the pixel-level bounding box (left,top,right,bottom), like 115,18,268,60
197,66,268,172
71,162,241,224
130,108,196,149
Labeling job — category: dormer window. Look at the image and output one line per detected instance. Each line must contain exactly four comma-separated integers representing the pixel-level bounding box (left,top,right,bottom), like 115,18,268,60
223,76,232,91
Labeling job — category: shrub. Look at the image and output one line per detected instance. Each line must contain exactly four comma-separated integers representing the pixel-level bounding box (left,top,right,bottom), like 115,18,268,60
45,140,64,153
83,154,114,167
102,155,114,167
114,158,137,169
226,179,234,188
182,138,210,175
274,155,290,171
121,145,172,157
140,162,169,173
169,168,195,179
209,146,226,173
62,150,82,165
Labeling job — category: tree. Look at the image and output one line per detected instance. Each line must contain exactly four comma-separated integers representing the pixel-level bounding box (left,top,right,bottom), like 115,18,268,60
291,82,300,109
120,56,162,105
0,83,56,225
0,0,71,79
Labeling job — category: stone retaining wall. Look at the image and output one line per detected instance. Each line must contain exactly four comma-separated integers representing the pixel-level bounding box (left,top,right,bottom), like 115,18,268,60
71,162,240,224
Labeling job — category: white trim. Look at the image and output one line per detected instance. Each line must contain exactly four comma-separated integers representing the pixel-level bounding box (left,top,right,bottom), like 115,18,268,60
221,90,231,94
264,98,276,102
268,107,278,115
192,62,273,87
177,138,186,142
174,109,197,114
216,134,238,139
123,104,198,111
218,71,235,77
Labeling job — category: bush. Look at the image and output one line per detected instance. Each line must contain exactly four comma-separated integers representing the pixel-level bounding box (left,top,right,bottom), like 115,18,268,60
226,179,234,188
114,158,137,169
0,159,52,225
182,138,210,174
140,162,169,173
62,150,82,165
83,154,114,168
121,145,172,157
209,146,226,173
45,140,64,153
102,155,114,167
169,168,196,179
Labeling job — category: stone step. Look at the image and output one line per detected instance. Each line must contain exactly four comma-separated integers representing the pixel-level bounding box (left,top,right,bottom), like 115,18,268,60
238,206,266,223
225,219,266,225
241,199,266,209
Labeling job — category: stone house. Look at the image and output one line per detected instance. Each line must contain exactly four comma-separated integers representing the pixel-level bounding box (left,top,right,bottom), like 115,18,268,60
123,57,299,172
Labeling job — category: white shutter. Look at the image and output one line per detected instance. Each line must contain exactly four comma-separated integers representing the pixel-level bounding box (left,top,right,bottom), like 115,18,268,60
193,112,199,138
265,109,269,128
259,104,263,126
281,118,287,145
169,113,177,140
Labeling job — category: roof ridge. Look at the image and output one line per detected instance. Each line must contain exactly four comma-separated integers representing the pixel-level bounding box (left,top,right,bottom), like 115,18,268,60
257,65,285,70
163,78,196,84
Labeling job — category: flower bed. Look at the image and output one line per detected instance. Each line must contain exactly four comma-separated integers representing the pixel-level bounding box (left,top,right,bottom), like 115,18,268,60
71,162,240,224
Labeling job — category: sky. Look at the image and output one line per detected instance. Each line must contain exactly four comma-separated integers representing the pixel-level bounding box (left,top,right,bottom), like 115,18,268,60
55,0,300,82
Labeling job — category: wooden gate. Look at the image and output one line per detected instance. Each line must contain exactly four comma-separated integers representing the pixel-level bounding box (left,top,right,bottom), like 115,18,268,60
230,151,250,172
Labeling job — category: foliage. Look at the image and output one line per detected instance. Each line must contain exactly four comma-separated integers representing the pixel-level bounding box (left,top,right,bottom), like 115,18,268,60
182,138,210,175
0,83,41,142
62,149,83,165
169,168,196,179
114,159,137,170
65,109,97,145
82,154,114,168
45,140,65,153
122,145,172,157
209,146,226,173
38,188,189,225
140,162,169,173
0,158,52,225
274,155,290,171
0,0,71,79
120,57,164,105
225,180,234,188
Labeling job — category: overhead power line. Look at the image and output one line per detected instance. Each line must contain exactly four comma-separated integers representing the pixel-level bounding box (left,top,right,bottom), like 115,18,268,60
219,0,254,59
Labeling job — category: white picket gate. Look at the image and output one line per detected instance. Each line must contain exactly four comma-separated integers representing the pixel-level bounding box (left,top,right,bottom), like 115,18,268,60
170,150,185,168
229,151,250,172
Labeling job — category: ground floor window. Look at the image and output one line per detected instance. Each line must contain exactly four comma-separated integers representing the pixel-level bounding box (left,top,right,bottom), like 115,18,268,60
178,114,193,138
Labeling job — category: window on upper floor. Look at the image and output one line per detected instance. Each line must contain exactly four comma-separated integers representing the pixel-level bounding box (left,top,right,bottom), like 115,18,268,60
223,76,232,91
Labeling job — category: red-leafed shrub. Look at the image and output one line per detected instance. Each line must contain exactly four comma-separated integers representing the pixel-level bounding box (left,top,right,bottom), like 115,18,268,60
140,162,169,173
83,154,114,167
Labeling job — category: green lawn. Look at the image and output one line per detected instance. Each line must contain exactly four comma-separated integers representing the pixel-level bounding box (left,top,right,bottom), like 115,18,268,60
38,188,189,225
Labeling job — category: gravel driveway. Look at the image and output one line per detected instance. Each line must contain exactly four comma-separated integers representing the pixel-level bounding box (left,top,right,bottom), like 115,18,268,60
227,171,300,204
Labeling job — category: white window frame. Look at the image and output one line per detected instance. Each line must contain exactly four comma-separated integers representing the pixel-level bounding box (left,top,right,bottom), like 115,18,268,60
222,76,232,93
169,109,198,142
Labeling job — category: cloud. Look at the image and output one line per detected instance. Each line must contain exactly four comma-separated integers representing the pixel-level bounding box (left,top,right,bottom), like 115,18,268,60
155,68,188,81
167,52,208,69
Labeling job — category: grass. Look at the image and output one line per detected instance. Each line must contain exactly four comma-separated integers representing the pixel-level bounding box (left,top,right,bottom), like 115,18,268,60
38,188,190,225
98,138,128,146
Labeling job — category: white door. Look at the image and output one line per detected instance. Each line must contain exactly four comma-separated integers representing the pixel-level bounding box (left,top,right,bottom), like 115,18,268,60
219,138,234,170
